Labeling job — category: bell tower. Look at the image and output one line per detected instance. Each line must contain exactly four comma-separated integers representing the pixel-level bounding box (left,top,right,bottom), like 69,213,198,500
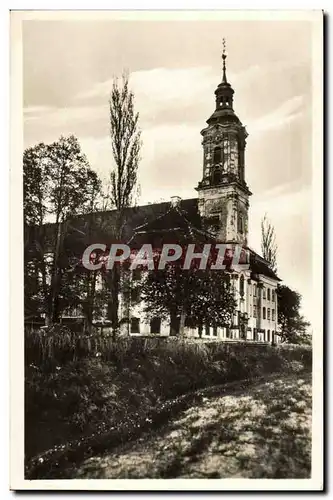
196,40,251,245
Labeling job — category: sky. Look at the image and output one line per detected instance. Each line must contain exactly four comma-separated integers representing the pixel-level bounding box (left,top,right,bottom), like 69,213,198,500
22,18,314,325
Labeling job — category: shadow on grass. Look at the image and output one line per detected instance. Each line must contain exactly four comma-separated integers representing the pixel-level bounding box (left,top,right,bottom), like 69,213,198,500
75,371,312,479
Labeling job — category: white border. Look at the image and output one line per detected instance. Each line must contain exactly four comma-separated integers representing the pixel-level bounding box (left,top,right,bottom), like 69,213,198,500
9,9,324,492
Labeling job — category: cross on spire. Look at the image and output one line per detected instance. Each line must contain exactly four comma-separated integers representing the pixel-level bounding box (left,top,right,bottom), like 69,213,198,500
222,38,227,83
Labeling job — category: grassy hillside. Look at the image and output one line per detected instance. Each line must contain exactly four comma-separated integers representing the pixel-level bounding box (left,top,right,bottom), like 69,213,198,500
25,327,311,479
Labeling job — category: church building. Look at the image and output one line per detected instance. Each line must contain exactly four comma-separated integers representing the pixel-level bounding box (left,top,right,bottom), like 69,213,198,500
117,46,281,342
27,45,281,343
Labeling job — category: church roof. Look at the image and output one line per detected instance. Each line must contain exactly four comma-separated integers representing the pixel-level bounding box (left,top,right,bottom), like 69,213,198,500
127,200,216,248
247,248,281,281
25,197,280,282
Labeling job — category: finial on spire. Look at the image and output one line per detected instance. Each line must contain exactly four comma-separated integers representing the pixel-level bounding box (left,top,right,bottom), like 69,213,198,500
222,38,227,83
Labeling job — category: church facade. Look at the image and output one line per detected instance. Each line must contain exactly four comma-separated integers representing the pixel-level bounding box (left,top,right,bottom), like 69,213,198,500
119,48,281,343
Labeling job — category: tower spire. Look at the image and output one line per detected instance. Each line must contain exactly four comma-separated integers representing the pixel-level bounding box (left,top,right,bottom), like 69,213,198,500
222,38,227,83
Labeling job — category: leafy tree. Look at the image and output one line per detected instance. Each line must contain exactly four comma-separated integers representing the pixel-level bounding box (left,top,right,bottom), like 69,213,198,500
46,135,102,323
261,213,277,273
23,136,102,324
139,262,236,337
277,284,311,344
106,73,142,337
24,143,52,320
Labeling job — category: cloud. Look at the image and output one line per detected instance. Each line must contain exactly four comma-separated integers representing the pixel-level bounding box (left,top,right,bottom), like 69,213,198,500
24,105,107,126
76,66,216,102
247,95,305,135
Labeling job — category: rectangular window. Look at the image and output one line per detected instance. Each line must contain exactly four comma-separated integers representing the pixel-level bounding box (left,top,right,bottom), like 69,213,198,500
205,324,210,336
253,284,257,297
272,290,275,302
263,307,266,320
130,317,140,334
213,326,218,337
132,268,142,281
267,308,271,320
150,317,161,334
267,288,271,301
130,287,140,302
253,305,257,318
249,283,252,296
267,330,270,342
263,287,266,299
272,309,275,321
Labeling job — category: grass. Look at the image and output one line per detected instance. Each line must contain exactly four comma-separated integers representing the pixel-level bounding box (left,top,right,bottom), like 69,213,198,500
25,326,312,479
75,372,312,479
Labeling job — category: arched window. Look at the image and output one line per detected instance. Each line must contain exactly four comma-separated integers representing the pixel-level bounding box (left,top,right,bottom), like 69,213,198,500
213,146,222,165
238,213,244,234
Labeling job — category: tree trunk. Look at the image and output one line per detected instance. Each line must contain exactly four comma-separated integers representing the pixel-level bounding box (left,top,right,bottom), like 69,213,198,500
106,266,120,341
179,307,186,338
49,221,63,324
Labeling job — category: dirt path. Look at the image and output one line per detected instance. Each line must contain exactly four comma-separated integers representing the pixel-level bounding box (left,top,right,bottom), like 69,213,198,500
75,372,312,479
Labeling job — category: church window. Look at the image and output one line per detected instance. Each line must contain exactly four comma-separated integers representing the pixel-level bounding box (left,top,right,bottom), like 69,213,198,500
150,317,161,334
131,317,140,334
263,307,266,320
132,268,142,281
240,275,244,296
131,287,140,303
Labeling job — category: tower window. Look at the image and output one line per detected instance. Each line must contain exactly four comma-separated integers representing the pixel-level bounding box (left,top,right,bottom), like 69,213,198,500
238,213,244,234
212,169,221,184
206,215,220,234
213,146,222,164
